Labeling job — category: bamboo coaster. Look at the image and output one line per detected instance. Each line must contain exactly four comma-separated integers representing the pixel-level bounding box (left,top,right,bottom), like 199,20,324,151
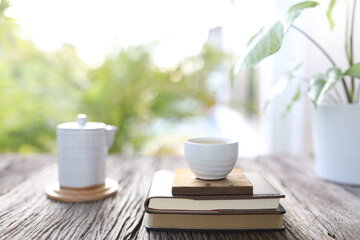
46,178,119,203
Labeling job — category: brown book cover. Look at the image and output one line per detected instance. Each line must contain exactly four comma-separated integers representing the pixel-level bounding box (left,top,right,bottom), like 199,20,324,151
172,168,253,196
145,205,286,231
144,170,285,214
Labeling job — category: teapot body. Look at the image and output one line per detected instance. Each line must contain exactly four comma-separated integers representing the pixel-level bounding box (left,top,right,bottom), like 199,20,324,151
56,114,117,188
57,128,107,188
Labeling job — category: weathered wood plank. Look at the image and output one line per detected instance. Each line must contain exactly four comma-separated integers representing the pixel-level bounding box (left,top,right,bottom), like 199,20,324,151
0,154,55,196
138,156,360,240
1,155,360,240
244,155,360,240
0,156,161,240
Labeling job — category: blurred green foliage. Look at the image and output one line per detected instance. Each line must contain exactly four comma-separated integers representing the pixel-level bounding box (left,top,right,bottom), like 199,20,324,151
83,45,223,153
0,1,225,154
0,1,85,152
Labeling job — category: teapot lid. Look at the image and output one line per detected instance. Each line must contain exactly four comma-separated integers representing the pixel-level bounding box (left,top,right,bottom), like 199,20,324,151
57,114,106,130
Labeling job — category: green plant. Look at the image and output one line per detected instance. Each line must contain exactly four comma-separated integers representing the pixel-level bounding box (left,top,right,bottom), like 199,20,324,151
81,44,224,154
0,0,224,154
231,0,360,111
0,1,86,152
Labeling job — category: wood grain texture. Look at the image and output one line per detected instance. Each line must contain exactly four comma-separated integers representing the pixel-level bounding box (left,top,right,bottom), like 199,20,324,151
0,154,359,240
172,168,253,196
0,154,55,196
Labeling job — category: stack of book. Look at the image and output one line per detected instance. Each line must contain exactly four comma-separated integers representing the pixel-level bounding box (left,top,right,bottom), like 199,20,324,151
144,168,286,231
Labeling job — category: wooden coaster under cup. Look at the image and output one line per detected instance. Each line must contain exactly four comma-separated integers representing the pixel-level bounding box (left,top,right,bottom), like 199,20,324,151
172,168,253,196
46,178,119,203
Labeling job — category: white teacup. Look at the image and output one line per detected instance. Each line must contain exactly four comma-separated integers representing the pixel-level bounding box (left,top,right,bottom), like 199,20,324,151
184,137,238,180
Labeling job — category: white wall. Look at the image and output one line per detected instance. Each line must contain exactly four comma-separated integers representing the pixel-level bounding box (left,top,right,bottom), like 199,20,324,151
263,0,309,154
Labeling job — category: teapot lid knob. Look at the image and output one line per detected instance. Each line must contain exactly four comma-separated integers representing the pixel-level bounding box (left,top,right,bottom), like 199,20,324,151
77,114,87,127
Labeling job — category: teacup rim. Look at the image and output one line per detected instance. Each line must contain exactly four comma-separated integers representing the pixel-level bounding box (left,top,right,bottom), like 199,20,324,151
185,137,237,145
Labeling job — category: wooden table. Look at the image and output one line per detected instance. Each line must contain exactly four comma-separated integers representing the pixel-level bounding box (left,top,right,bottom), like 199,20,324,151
0,154,359,239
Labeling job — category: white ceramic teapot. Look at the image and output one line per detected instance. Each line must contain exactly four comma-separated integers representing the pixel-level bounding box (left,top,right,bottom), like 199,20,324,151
56,114,118,188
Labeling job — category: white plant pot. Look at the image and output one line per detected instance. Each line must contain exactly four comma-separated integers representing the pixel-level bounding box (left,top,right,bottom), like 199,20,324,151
313,104,360,185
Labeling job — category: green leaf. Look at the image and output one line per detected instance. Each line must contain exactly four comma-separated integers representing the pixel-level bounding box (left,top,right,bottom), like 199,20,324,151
344,0,351,63
308,74,326,108
264,63,302,110
247,27,265,47
321,67,342,98
282,85,302,117
288,1,319,15
286,1,319,27
344,63,360,79
231,1,318,76
232,21,285,73
327,0,337,30
308,67,342,107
